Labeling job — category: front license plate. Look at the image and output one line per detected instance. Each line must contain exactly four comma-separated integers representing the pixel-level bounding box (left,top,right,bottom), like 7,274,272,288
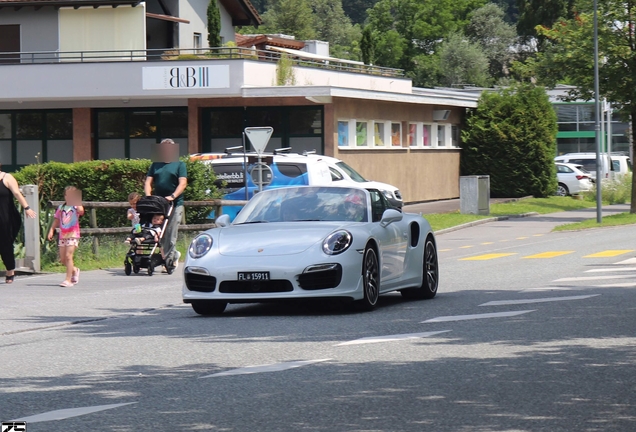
238,272,270,281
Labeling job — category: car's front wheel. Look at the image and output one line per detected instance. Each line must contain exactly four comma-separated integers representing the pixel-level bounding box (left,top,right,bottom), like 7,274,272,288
402,237,438,300
356,246,380,311
556,183,569,197
191,300,227,316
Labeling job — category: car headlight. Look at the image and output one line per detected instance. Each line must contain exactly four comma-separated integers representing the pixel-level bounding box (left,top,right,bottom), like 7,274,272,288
189,234,213,259
322,230,353,255
381,189,394,200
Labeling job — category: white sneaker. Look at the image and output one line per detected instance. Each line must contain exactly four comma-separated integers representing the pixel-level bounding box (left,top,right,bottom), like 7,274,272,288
173,251,181,271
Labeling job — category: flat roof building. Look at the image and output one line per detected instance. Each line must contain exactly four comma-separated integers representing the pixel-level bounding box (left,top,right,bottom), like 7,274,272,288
0,0,479,203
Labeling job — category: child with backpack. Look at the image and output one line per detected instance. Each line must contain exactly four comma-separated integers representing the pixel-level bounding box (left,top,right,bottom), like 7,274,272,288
48,186,84,287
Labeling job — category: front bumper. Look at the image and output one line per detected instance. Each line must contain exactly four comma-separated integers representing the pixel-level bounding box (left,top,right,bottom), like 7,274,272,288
182,254,364,303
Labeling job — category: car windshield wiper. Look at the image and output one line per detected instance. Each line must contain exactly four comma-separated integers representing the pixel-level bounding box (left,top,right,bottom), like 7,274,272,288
291,219,322,222
236,220,269,224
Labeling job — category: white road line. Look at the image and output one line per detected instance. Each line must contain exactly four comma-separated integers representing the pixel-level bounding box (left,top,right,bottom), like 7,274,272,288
613,258,636,265
597,282,636,288
519,287,573,292
11,402,137,423
585,267,636,273
554,275,633,282
336,330,451,346
480,295,600,307
200,359,332,378
421,310,535,323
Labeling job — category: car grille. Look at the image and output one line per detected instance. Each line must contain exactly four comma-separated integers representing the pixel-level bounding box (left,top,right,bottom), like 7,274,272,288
298,265,343,290
185,273,217,292
219,280,294,293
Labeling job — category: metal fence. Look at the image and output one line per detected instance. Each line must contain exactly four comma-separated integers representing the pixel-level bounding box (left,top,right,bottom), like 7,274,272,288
0,47,404,77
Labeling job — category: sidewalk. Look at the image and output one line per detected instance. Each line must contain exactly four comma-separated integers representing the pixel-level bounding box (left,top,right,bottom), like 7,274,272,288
404,197,523,214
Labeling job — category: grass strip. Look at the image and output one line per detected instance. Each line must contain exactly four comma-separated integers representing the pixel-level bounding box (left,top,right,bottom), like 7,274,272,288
553,212,636,232
426,196,597,232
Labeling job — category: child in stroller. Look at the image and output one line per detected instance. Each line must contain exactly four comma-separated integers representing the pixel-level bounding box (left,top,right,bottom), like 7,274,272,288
125,214,164,245
124,196,173,276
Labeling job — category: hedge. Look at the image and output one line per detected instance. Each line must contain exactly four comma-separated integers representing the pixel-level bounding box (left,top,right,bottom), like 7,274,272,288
13,158,219,228
461,84,558,198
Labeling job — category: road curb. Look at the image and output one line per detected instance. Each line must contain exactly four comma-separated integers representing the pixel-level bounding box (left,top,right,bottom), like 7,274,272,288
434,212,540,236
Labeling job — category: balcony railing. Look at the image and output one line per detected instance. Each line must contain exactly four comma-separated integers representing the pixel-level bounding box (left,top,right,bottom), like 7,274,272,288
0,47,404,77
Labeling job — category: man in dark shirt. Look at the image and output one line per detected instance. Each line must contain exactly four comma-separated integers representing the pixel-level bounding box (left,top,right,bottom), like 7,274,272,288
144,139,187,272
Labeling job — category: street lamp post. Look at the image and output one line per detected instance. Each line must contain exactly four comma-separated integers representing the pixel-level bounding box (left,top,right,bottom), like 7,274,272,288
593,0,602,223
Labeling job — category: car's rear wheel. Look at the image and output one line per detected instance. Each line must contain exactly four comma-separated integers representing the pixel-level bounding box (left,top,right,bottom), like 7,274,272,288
356,246,380,311
556,183,569,197
191,300,227,316
402,237,438,300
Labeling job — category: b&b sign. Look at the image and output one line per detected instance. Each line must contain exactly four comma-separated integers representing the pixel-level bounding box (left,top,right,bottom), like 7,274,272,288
142,65,230,90
2,422,26,432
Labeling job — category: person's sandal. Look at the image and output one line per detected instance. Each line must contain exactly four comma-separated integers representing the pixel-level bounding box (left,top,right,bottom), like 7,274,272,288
5,274,15,284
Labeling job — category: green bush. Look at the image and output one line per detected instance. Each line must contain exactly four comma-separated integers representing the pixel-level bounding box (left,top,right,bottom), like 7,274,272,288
461,84,558,198
583,174,633,205
12,158,219,228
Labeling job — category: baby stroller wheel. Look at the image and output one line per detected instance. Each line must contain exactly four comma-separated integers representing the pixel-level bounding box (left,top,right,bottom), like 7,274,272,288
148,266,154,276
133,265,140,274
124,262,132,276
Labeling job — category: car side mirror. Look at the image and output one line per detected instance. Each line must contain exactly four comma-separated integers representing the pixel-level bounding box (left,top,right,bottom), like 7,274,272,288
215,214,231,228
380,209,403,227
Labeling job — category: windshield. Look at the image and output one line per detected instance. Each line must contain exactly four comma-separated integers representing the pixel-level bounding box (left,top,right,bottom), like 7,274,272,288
233,187,369,224
336,161,367,183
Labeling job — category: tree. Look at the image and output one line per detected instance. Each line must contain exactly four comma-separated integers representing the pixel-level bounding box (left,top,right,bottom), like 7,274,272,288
207,0,222,48
342,0,379,24
438,33,490,87
516,0,575,47
313,0,356,46
360,25,375,64
461,84,558,198
365,0,486,84
466,3,517,80
494,0,519,23
528,1,636,211
260,0,316,40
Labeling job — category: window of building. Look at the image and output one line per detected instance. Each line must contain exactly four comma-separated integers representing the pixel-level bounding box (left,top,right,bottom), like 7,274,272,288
96,108,188,160
373,121,386,146
356,121,368,146
0,110,73,171
408,123,418,146
337,120,350,147
391,123,402,146
423,124,432,146
193,33,202,49
437,124,446,147
0,25,20,64
204,107,323,154
451,125,460,147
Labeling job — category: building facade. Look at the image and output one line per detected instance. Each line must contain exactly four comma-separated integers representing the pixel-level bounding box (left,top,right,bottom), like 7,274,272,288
0,0,478,203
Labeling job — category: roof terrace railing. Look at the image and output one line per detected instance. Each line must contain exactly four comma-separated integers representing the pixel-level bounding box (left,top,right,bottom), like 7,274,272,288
0,46,404,77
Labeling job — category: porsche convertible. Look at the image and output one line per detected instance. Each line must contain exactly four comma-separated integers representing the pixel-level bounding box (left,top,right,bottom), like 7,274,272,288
182,186,439,315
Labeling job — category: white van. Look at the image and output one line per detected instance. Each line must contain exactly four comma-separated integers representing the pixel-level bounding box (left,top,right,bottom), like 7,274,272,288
554,153,631,180
192,151,403,208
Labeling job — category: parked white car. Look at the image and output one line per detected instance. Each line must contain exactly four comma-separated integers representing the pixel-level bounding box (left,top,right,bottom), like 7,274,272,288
556,162,593,196
191,151,404,208
555,152,631,180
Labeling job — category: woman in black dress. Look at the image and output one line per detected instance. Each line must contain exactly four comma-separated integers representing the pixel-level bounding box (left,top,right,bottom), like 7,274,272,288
0,166,37,284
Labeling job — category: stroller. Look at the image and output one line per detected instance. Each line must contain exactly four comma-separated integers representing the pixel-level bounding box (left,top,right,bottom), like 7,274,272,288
124,196,174,276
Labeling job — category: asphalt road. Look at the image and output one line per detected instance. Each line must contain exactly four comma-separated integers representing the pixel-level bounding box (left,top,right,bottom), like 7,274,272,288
2,206,636,432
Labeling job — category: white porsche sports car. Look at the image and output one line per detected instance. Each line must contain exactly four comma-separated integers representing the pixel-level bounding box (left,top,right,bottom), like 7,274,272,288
182,186,439,315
